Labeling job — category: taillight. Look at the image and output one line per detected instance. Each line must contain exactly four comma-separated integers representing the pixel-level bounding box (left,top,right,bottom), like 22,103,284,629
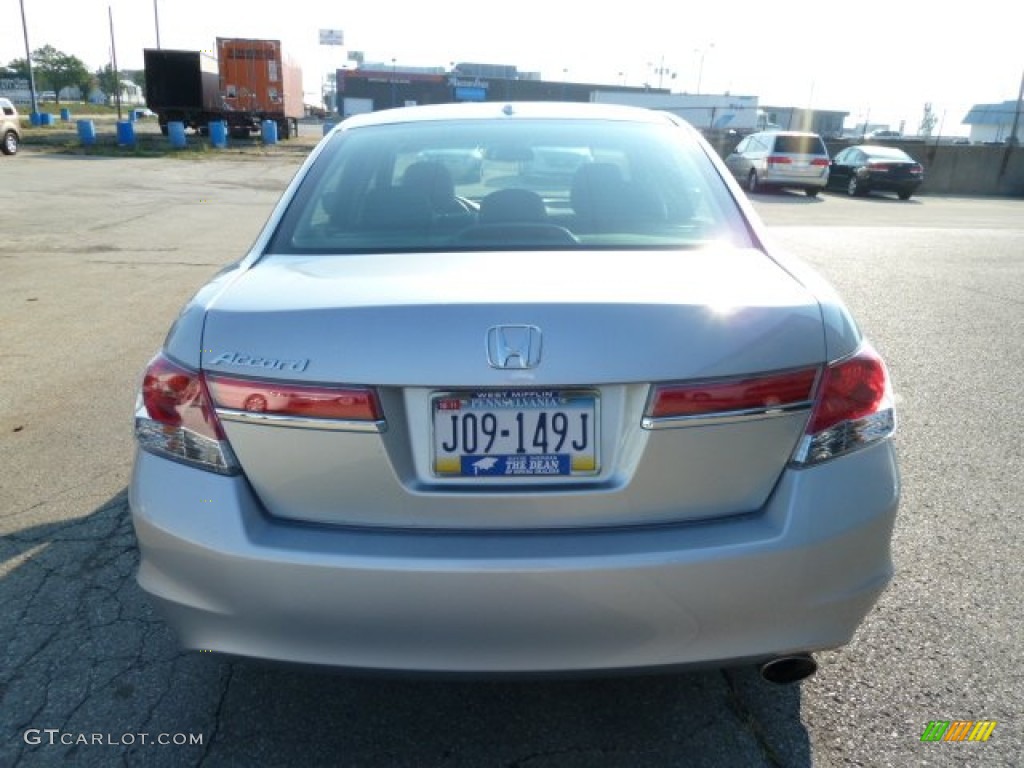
646,368,818,422
868,162,894,171
767,155,792,166
135,353,239,474
810,158,830,167
206,376,381,422
791,344,895,466
909,164,923,175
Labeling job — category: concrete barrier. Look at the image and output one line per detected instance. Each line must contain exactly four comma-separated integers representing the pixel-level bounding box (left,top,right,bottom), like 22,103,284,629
708,131,1024,197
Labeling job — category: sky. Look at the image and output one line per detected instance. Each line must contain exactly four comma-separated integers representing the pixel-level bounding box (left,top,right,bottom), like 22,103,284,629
3,0,1022,135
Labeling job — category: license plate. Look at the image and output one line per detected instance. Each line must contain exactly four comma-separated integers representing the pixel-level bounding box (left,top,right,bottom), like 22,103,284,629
432,389,599,477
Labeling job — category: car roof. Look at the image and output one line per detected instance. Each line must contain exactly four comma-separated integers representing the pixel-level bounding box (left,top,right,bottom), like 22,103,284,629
849,145,914,158
339,101,687,131
759,130,821,137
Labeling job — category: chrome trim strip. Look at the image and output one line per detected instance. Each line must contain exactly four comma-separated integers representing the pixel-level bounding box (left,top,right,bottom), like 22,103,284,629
216,408,387,433
642,401,813,430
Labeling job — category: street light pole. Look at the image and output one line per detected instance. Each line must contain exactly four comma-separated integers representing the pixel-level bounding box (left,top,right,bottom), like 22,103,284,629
390,58,397,107
696,44,714,95
153,0,161,48
18,0,39,115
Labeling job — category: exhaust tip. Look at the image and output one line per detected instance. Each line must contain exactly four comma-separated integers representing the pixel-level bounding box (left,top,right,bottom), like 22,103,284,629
760,654,817,685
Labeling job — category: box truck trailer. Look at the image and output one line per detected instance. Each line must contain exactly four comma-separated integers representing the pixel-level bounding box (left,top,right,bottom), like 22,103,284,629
144,39,303,139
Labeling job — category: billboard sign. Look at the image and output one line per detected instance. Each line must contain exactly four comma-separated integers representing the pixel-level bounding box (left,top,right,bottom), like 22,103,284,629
319,29,344,46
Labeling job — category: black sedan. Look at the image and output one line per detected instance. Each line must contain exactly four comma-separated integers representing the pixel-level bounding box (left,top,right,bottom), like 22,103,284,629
827,145,924,200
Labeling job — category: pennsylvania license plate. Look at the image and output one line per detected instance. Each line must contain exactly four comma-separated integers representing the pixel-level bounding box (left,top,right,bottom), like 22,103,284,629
432,390,599,477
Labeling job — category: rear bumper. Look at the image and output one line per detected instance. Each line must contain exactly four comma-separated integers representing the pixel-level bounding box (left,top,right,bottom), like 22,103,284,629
763,171,828,190
129,441,899,674
866,175,923,194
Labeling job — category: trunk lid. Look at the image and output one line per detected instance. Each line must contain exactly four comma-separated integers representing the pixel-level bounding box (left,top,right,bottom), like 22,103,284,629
201,247,825,529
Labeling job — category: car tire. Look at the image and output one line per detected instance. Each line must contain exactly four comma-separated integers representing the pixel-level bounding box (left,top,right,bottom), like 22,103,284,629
897,190,913,200
1,129,18,156
805,188,819,197
747,171,760,193
847,176,864,197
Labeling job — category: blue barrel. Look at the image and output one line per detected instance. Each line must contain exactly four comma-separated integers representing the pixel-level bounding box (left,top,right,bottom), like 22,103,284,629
209,120,228,148
261,119,278,145
40,112,55,126
168,121,187,149
30,112,42,126
116,120,135,146
77,119,96,146
322,121,339,136
60,108,71,121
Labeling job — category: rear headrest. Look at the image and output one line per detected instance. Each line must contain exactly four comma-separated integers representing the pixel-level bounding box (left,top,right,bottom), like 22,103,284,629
401,162,456,203
479,188,547,223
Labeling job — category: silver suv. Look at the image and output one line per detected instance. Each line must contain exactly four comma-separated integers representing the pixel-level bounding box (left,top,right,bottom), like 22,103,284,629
725,130,830,196
1,98,22,156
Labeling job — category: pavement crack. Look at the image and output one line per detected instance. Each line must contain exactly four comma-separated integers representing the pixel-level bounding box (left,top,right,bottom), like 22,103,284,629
196,663,234,767
721,669,786,768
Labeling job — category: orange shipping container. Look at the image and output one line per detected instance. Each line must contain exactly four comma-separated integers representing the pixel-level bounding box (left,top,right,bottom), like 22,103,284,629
216,38,303,123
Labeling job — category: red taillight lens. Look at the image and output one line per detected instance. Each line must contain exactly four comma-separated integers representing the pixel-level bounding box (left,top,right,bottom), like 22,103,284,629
142,354,225,439
206,377,381,421
810,158,830,167
909,164,923,175
806,352,889,434
767,155,792,166
793,344,896,465
649,368,818,419
135,353,237,474
868,162,894,171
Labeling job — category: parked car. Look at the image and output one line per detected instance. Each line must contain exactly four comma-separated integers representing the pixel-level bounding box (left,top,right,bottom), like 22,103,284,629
415,146,484,183
521,145,594,180
865,129,902,141
827,145,924,200
1,97,22,156
130,102,899,681
724,130,830,196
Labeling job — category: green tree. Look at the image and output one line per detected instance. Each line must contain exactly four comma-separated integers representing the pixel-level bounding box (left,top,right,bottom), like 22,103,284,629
95,64,119,101
31,45,90,103
123,69,146,92
6,58,32,79
94,65,148,105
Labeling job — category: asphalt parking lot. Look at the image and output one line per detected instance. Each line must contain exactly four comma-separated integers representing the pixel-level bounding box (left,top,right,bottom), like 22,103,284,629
1,148,1022,767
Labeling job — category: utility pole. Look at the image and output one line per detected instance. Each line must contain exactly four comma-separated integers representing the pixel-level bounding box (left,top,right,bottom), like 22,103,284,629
1006,67,1024,146
18,0,39,115
998,67,1024,182
109,5,122,121
153,0,161,48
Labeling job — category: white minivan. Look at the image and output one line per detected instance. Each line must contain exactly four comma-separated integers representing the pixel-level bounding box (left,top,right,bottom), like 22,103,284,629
725,130,830,196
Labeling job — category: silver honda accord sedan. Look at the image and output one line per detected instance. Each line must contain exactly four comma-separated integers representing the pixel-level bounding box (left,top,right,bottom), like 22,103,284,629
130,102,899,681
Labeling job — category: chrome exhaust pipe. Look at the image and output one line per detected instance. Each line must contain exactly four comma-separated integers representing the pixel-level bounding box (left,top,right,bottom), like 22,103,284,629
759,654,817,685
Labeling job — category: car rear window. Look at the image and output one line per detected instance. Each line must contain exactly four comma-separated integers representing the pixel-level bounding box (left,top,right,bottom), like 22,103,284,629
268,118,752,254
771,135,827,155
866,146,914,161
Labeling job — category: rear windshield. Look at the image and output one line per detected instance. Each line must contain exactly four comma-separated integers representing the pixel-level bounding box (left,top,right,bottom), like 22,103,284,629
771,135,827,155
268,118,751,254
865,146,914,161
